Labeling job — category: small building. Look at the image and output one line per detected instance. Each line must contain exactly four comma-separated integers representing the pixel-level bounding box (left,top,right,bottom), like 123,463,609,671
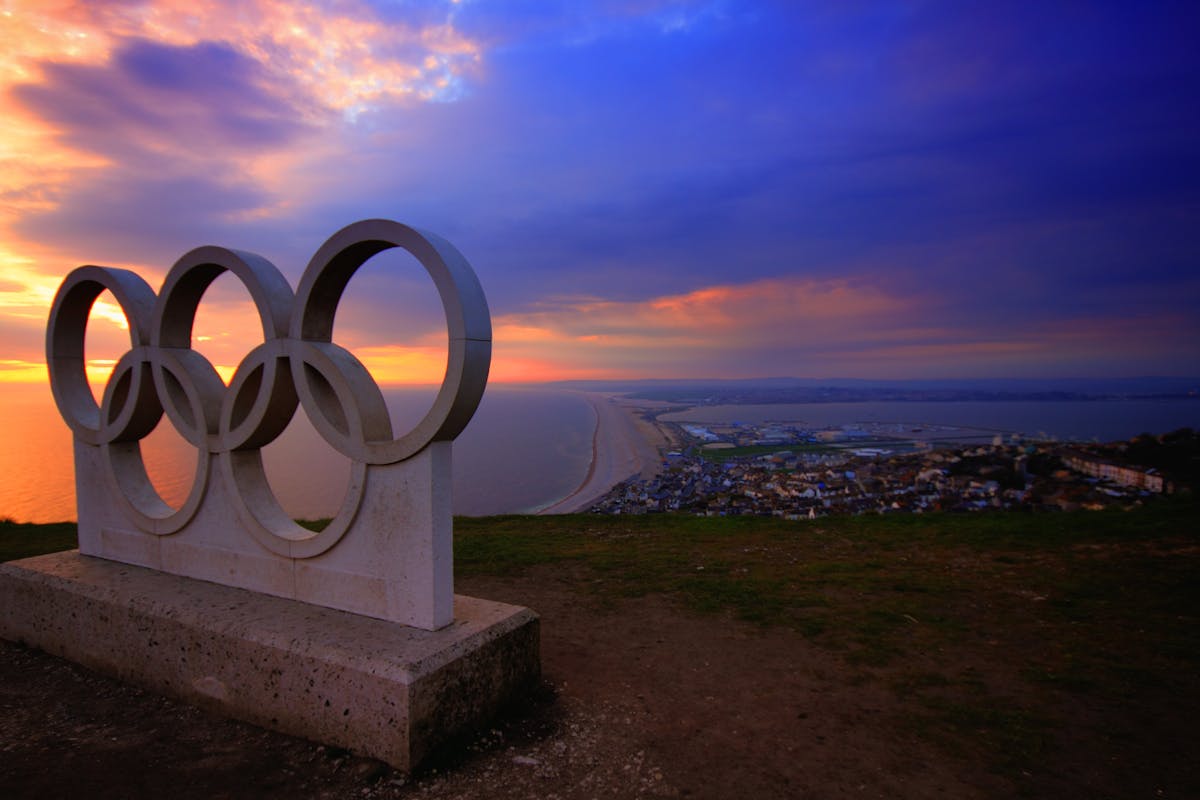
1061,450,1165,492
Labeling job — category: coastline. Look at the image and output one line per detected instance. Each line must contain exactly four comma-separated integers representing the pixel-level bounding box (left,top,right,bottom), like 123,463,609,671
537,393,666,514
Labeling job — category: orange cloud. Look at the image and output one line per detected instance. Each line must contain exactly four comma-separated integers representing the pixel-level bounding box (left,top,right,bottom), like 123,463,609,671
0,245,72,323
0,1,480,115
481,277,912,379
0,1,486,388
482,275,1200,380
488,355,626,384
496,277,910,350
0,358,46,383
0,0,484,217
7,265,1194,390
352,343,448,386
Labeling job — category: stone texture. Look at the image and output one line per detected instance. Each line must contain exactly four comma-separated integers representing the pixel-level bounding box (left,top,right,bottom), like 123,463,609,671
0,550,540,771
48,221,494,632
35,221,537,766
73,422,457,630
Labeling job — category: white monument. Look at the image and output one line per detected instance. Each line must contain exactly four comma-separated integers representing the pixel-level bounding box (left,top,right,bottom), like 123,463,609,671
0,220,540,770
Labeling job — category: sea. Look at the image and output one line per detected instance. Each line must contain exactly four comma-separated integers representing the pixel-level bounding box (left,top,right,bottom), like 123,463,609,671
1,384,1196,524
658,399,1200,442
0,385,594,524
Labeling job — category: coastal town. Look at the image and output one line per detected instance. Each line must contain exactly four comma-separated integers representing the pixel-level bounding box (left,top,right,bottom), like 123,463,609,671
588,415,1195,518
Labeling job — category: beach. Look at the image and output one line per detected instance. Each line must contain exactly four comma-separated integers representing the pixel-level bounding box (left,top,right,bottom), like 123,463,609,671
537,393,667,514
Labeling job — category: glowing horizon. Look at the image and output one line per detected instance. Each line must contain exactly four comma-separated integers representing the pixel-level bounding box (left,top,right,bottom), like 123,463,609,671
1,1,1197,389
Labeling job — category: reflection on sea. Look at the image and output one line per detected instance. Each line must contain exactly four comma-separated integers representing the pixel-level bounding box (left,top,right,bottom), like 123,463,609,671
0,385,594,524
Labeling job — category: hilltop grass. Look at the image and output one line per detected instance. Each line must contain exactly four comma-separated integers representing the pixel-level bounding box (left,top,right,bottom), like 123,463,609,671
0,519,78,562
455,499,1199,667
5,500,1196,782
456,500,1198,779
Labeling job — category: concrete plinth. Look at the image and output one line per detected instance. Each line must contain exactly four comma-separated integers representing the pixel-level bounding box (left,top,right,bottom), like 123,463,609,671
0,551,540,771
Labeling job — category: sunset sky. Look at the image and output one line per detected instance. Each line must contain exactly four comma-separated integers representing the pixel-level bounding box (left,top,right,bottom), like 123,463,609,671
2,0,1197,386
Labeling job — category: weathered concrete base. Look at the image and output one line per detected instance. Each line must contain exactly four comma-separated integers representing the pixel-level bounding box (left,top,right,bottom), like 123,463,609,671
0,551,540,771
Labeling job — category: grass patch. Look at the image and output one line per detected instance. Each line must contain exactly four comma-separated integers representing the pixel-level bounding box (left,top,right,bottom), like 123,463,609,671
454,497,1200,738
893,669,1053,778
0,519,77,562
907,697,1052,776
696,443,838,461
462,504,1200,784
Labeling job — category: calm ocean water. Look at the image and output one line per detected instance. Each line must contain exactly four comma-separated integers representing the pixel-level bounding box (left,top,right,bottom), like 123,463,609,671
2,385,1196,524
660,399,1200,442
0,385,595,524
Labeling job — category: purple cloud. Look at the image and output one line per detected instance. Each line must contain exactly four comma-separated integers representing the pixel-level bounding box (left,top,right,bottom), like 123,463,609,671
14,38,316,162
7,1,1199,380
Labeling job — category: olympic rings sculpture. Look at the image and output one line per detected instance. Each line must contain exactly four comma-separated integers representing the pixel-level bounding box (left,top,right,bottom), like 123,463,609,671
46,219,491,558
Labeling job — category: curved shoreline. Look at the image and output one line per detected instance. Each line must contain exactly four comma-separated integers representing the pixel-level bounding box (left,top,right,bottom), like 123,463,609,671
537,393,663,514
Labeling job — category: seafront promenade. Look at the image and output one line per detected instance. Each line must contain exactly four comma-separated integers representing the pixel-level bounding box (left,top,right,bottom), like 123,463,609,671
538,393,667,514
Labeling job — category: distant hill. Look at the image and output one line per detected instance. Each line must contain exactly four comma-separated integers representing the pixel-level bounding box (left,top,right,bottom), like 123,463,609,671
546,376,1200,403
